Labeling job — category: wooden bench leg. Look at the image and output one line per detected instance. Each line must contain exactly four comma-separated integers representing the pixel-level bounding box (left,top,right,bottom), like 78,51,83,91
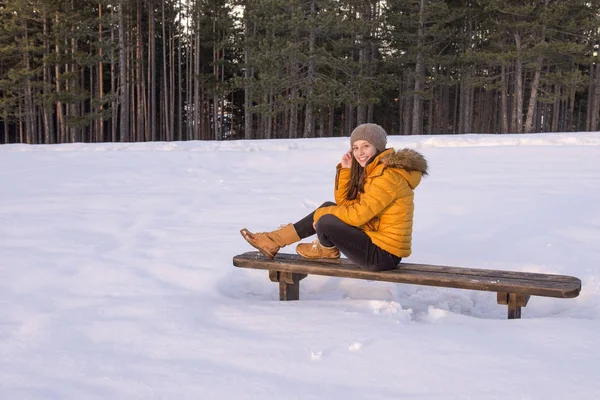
497,292,531,319
269,271,308,301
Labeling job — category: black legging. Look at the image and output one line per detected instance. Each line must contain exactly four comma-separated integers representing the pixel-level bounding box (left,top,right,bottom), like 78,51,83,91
293,202,401,271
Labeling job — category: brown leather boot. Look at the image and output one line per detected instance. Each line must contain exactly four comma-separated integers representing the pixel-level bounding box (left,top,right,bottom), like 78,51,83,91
296,240,340,259
240,223,300,259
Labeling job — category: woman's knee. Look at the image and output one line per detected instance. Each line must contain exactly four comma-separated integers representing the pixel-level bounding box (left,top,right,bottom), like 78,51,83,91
315,214,343,232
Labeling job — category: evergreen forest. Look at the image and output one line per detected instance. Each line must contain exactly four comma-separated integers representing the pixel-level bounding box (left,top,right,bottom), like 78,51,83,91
2,0,600,144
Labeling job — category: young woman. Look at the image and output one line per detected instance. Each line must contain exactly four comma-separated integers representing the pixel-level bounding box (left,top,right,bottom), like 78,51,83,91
240,123,428,271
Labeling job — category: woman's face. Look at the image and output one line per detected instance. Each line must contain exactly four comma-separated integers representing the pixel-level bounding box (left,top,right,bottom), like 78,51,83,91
352,140,377,167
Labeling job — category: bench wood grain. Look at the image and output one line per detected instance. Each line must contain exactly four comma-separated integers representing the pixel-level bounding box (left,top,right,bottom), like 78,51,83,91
233,251,581,319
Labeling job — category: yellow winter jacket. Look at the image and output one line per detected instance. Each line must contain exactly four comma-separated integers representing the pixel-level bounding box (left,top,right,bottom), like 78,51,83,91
313,148,428,258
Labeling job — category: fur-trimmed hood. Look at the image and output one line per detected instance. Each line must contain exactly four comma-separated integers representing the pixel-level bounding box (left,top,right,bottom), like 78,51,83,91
375,148,428,189
380,148,428,175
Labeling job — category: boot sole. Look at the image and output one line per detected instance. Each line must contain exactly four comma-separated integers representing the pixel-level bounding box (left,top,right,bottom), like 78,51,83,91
296,250,340,260
240,229,276,259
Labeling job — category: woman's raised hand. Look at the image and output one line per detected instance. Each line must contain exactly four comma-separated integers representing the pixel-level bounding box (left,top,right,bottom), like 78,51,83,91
341,150,352,168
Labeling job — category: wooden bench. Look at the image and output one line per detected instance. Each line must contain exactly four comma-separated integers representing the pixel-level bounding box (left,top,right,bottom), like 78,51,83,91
232,251,582,319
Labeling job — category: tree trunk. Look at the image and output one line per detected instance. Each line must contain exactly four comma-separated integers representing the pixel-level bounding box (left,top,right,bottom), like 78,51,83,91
440,77,448,134
303,0,316,138
170,27,175,141
514,34,523,133
501,64,509,133
162,0,171,141
149,1,157,140
194,27,201,139
213,16,219,140
244,7,253,140
98,4,104,142
525,59,542,133
403,72,413,135
178,16,183,141
412,0,426,135
357,43,366,125
266,90,273,139
118,0,130,142
398,79,403,134
591,63,600,131
328,105,334,137
287,56,299,138
136,1,146,141
55,13,66,143
186,1,192,140
69,0,78,143
345,104,355,136
427,89,434,134
22,21,35,144
462,81,468,133
551,84,560,132
42,14,54,144
111,7,117,142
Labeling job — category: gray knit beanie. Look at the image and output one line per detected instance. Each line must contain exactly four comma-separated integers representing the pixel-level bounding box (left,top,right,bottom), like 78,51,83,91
350,123,387,152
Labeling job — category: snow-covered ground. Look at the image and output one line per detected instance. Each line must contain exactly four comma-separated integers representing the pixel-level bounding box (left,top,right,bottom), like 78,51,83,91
1,132,599,399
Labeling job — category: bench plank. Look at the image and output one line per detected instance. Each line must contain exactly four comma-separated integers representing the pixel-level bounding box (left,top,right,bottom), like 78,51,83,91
233,251,581,299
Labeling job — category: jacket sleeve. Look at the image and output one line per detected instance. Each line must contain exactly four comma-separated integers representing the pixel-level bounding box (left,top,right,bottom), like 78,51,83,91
334,164,352,206
315,170,401,227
